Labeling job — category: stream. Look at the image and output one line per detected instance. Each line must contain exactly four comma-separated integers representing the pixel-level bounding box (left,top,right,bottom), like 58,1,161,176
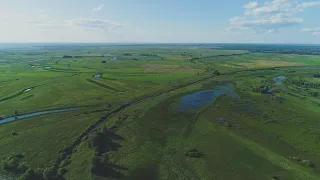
0,108,80,125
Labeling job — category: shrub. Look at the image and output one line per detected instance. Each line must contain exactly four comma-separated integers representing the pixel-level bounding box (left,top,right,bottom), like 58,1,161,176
61,159,71,167
213,70,220,75
90,156,103,173
11,131,18,136
7,157,21,171
2,154,27,173
301,160,314,167
185,148,204,158
58,152,67,161
57,168,67,177
43,167,58,180
2,161,9,170
101,153,109,164
17,163,28,174
19,168,43,180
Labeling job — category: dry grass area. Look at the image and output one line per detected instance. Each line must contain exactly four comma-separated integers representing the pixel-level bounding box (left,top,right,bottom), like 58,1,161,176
221,64,242,68
237,60,303,68
142,64,194,73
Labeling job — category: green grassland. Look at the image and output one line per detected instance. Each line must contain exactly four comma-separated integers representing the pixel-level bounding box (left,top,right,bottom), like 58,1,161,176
0,44,320,180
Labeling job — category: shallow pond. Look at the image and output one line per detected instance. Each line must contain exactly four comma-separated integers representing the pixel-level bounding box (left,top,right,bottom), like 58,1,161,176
177,84,239,111
294,66,316,70
94,74,101,78
273,76,286,84
0,108,80,125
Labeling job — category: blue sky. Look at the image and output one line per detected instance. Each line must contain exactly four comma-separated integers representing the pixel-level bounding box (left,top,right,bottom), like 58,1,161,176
0,0,320,43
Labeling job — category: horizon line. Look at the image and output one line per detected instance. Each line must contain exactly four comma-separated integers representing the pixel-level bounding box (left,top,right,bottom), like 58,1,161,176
0,42,320,45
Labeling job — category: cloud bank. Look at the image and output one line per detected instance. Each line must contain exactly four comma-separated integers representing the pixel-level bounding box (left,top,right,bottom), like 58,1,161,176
301,27,320,35
228,0,320,34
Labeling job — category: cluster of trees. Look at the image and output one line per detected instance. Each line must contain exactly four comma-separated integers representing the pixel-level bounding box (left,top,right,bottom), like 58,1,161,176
310,92,319,97
289,156,315,168
1,154,66,180
62,55,104,58
203,68,220,75
62,55,73,58
88,127,109,155
286,79,320,89
252,85,273,94
139,53,159,57
19,166,66,180
313,73,320,78
2,154,27,174
249,49,320,55
86,126,124,178
90,154,109,174
180,52,192,56
87,126,120,173
191,53,249,60
218,44,320,55
213,70,220,76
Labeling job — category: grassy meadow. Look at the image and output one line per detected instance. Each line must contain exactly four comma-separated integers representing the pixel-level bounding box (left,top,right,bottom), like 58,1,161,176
0,44,320,180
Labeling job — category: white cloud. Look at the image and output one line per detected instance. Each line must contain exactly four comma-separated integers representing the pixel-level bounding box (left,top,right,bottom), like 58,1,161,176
301,27,320,35
28,18,68,32
298,1,320,8
38,9,45,13
0,9,150,42
0,11,22,19
251,0,302,16
68,18,123,31
92,4,104,12
27,17,124,33
28,20,42,24
39,15,48,19
229,0,308,34
244,1,259,9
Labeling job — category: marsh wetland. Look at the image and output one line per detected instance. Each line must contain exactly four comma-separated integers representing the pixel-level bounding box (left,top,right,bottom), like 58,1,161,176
0,44,319,180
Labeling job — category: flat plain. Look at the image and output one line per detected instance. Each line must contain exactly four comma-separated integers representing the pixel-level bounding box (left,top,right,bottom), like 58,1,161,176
0,44,320,180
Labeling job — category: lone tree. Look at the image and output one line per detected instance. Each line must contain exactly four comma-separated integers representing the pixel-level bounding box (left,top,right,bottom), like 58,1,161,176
43,167,58,180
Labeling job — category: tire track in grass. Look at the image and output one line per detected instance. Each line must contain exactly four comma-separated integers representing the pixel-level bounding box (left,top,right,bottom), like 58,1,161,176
86,79,119,91
226,129,320,180
0,73,80,103
0,85,38,102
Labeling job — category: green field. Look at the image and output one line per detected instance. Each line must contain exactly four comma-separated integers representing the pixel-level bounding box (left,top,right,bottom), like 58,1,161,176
0,44,320,180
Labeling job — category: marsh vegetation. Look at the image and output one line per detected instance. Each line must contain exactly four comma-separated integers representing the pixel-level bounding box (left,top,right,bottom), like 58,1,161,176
0,44,319,180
